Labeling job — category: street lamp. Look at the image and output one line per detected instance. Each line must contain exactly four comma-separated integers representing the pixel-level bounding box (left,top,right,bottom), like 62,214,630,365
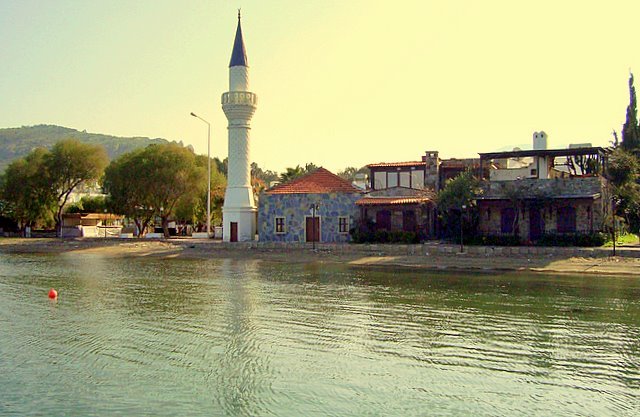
460,204,467,253
310,203,319,250
190,112,211,238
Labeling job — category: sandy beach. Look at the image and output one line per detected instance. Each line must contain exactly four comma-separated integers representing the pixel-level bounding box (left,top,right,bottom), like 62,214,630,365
2,237,640,276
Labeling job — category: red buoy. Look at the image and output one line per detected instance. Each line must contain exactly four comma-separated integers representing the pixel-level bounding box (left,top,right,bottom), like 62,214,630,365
48,288,58,299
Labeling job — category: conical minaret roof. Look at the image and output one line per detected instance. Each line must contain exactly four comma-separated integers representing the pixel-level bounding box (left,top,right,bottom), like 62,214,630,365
229,11,248,67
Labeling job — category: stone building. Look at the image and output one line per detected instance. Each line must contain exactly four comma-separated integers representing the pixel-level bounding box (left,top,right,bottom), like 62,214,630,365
476,144,610,242
258,168,362,243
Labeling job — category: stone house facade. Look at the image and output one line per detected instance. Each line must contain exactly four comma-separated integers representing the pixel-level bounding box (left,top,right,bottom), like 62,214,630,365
476,146,611,242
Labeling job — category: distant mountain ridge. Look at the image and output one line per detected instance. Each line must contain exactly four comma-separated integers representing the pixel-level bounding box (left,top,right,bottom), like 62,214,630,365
0,124,182,173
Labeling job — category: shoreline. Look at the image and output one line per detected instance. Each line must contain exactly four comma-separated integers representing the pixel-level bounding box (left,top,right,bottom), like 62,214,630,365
1,237,640,277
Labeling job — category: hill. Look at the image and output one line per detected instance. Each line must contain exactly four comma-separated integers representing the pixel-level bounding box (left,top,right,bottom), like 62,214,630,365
0,125,182,173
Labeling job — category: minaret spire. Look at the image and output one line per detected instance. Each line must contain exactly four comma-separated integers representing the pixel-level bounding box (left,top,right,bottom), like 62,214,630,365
229,9,248,67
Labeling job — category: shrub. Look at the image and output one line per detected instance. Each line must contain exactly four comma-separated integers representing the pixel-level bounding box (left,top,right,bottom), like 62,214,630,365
536,232,606,247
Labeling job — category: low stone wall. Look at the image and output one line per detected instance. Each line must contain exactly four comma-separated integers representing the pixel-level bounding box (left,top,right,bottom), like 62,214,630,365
208,241,636,258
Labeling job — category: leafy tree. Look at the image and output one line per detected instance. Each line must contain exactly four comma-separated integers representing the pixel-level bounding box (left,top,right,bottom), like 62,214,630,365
607,147,640,237
337,166,368,182
45,139,108,237
622,73,640,152
279,165,307,183
65,196,108,214
176,154,226,229
104,149,154,236
251,162,278,186
279,163,319,183
104,143,205,237
0,148,56,233
436,170,481,239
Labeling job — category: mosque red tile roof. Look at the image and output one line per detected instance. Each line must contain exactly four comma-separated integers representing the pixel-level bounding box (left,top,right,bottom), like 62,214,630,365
266,168,362,194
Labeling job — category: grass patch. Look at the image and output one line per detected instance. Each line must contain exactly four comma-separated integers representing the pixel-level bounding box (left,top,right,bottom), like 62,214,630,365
603,233,639,247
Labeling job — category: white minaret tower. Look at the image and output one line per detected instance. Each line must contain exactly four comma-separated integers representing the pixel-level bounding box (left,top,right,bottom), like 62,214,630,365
221,11,257,242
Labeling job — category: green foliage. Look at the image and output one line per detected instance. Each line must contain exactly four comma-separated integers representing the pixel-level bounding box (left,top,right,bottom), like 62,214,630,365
0,124,171,174
279,165,307,183
350,228,421,244
465,235,521,246
251,162,278,186
337,166,368,182
436,170,481,238
103,143,205,237
45,139,109,236
622,73,640,152
0,148,56,230
65,196,108,214
607,147,639,186
535,232,606,247
607,147,640,236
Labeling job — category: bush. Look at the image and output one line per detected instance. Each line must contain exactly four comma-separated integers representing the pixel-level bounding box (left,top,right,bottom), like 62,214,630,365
535,232,606,247
349,228,421,244
464,235,521,246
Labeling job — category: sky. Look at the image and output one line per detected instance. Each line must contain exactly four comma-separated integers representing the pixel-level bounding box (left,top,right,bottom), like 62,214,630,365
1,0,640,173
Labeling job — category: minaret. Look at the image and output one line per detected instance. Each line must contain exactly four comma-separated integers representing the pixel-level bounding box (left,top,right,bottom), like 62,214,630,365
221,11,258,242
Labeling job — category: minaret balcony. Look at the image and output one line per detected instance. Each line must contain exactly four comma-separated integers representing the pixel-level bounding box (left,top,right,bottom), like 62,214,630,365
222,91,258,107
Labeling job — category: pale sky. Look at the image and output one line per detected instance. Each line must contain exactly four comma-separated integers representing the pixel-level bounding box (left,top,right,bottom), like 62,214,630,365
1,0,639,173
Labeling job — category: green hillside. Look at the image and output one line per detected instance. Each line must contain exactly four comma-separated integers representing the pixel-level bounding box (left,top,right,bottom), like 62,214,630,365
0,125,180,173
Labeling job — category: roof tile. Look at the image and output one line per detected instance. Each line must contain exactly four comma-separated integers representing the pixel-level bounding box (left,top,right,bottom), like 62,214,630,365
266,168,362,195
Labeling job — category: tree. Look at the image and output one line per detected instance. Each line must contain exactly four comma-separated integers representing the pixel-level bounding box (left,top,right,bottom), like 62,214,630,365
279,163,319,183
65,195,108,214
1,148,56,233
436,170,481,239
104,143,205,237
45,139,108,237
103,149,155,237
622,73,640,152
251,162,278,186
337,166,368,182
607,147,640,238
279,165,307,183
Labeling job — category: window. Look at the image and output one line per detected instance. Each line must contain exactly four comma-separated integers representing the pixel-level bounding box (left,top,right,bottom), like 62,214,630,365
338,217,349,233
374,172,387,189
501,208,516,234
557,207,576,233
388,172,398,188
411,170,424,189
400,171,411,187
275,217,285,234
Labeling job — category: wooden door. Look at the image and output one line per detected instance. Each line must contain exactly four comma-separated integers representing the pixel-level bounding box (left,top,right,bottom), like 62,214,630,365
230,222,238,242
305,217,320,242
529,208,543,241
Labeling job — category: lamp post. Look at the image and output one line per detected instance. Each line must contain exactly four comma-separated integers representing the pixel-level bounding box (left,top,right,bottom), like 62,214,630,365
190,112,211,238
310,203,319,250
460,204,467,253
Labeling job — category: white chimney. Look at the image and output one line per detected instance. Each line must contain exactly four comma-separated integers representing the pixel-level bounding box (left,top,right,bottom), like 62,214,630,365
533,131,548,150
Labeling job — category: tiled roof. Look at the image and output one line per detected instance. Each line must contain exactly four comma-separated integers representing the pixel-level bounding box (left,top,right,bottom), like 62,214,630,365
266,168,362,194
356,196,432,206
367,161,426,168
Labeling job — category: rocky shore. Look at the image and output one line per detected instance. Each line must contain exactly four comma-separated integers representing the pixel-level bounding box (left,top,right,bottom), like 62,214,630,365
1,237,640,276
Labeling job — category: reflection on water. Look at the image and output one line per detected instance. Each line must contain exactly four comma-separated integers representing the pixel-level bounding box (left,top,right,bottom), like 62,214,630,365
0,253,639,416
